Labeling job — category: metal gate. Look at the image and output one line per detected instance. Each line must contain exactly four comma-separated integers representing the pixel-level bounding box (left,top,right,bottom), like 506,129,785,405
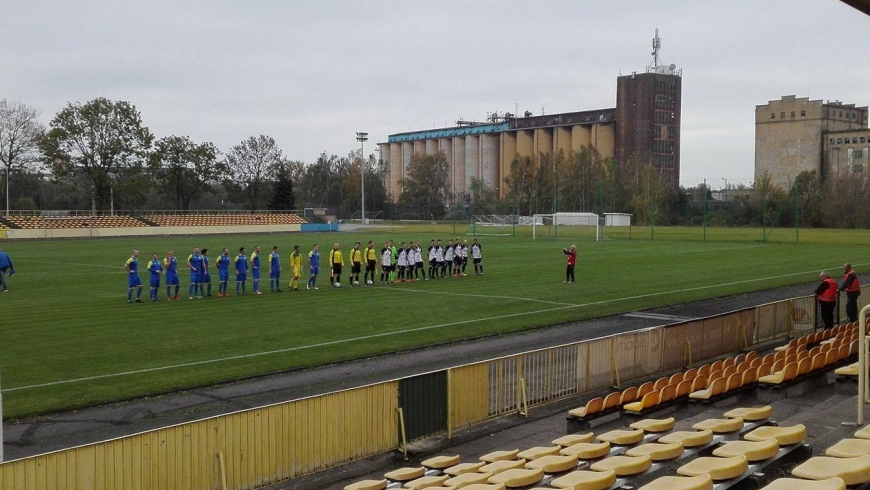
398,371,448,441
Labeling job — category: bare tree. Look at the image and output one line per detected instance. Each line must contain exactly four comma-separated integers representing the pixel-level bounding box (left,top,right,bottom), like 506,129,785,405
224,135,282,210
0,99,45,214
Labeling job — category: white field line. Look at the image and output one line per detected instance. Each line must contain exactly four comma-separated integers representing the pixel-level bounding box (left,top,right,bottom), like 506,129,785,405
19,260,120,270
1,264,861,393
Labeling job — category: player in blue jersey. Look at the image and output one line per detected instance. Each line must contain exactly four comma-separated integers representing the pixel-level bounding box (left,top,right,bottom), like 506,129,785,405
147,252,163,302
307,244,320,290
124,249,144,303
269,246,282,292
164,250,180,300
251,245,262,294
200,248,213,297
216,247,231,297
187,247,204,299
235,246,248,295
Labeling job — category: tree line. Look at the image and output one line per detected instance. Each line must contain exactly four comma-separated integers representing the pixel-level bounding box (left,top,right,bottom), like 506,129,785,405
0,97,388,216
3,97,869,227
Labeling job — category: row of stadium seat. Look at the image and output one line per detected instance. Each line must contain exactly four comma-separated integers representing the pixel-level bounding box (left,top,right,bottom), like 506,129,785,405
143,214,305,226
0,213,306,229
342,405,819,490
4,215,148,229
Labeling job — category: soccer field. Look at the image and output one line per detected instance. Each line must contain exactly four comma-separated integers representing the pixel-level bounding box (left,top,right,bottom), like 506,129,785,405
1,225,868,418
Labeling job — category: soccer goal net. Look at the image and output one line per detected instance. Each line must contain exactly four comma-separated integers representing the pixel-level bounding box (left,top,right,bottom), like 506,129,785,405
532,212,601,241
466,214,516,236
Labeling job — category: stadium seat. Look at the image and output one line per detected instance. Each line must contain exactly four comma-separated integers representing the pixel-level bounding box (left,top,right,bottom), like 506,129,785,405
629,417,675,433
691,417,744,434
791,455,870,485
744,424,807,445
597,429,644,445
759,477,845,490
626,441,684,461
677,455,748,480
525,454,579,473
724,406,772,421
619,387,638,405
404,475,449,489
560,441,611,459
570,398,604,418
688,376,726,400
834,363,859,376
480,449,519,462
444,462,485,475
589,454,652,476
423,455,460,469
675,380,693,398
624,391,660,413
855,425,870,440
552,433,595,447
480,459,527,475
669,372,684,385
517,446,561,460
825,438,870,458
713,439,779,461
445,471,492,487
653,377,669,391
659,429,714,447
758,362,798,385
384,467,424,481
603,392,622,409
639,474,713,490
344,479,387,490
549,469,616,490
488,467,544,487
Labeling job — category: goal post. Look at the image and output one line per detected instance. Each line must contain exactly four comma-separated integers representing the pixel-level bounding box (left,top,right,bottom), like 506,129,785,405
532,212,601,241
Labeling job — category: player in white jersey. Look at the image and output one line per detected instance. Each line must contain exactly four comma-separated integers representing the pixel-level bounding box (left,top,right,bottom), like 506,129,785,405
413,242,425,280
471,238,483,275
396,242,408,282
434,239,444,278
380,243,392,284
444,240,454,278
427,240,437,279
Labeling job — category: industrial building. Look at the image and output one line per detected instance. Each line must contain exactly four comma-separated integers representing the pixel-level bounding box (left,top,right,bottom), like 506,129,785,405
755,95,869,189
379,31,682,201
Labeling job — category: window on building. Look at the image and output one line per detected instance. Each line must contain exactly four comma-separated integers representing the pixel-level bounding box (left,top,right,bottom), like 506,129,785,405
838,138,843,144
770,113,775,119
856,150,864,159
854,138,859,144
800,110,806,117
831,138,835,144
840,111,843,117
790,111,795,118
861,137,867,144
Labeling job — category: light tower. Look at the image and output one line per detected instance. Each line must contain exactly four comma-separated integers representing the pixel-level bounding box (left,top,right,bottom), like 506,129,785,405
356,132,368,224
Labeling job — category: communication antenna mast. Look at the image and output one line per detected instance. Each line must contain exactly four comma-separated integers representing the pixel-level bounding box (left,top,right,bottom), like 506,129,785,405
651,28,661,67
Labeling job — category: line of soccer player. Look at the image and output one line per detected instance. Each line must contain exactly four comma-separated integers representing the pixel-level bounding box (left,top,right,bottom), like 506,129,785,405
123,238,484,301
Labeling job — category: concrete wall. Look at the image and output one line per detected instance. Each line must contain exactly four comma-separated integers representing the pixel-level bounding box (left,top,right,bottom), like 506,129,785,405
594,123,616,159
452,137,466,194
389,143,402,199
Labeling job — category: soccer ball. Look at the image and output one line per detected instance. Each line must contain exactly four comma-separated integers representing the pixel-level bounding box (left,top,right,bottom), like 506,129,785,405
366,280,374,286
353,281,360,286
334,282,341,288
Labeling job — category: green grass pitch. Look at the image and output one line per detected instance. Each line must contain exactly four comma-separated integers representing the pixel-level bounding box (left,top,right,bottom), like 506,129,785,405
1,224,868,418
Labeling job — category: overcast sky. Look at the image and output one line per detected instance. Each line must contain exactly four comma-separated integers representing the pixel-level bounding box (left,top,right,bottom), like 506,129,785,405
2,0,869,188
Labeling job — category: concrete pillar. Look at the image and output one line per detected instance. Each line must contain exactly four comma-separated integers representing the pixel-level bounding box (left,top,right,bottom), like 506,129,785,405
414,140,426,156
594,123,616,159
439,138,453,192
517,130,534,161
452,137,466,195
555,127,572,156
481,134,499,188
425,139,438,156
464,135,479,194
535,128,553,160
389,143,402,200
500,132,517,198
402,142,413,193
572,125,591,152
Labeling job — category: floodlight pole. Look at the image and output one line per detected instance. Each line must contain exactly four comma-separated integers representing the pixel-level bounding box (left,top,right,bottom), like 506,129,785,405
356,132,368,224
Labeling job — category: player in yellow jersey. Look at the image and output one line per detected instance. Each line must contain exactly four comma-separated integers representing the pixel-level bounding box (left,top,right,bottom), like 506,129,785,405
364,240,377,285
289,245,302,291
328,243,344,288
349,241,363,286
